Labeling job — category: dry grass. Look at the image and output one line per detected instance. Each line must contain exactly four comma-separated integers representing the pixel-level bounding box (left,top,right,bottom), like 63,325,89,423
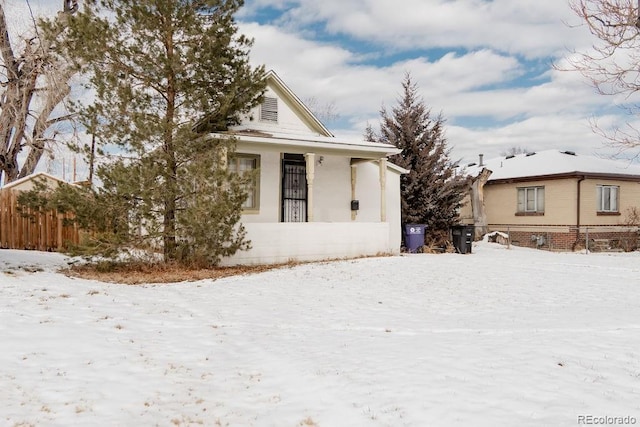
62,260,299,285
299,417,319,427
61,253,393,285
421,230,456,254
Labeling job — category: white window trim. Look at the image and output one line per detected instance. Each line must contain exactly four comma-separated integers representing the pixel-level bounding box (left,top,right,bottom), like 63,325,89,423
596,185,619,213
517,186,545,213
229,154,260,212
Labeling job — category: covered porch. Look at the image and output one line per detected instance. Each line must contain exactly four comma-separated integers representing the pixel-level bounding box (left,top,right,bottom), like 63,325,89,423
221,222,390,265
214,132,404,266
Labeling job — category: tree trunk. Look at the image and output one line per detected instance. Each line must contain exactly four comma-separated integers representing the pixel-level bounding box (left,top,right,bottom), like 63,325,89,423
163,139,177,261
0,4,76,183
162,22,177,262
471,168,492,240
19,77,73,179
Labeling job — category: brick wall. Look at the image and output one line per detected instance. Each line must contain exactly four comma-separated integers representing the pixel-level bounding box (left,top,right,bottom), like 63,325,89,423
490,226,639,252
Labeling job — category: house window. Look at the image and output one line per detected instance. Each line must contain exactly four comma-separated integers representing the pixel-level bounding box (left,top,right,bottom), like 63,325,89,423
517,186,544,213
597,185,619,213
229,154,260,210
260,97,278,122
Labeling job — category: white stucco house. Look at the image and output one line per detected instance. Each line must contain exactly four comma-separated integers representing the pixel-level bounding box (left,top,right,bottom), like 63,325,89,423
209,71,405,265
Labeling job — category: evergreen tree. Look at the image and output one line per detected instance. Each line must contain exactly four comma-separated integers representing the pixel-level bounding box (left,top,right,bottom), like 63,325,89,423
363,122,376,142
378,73,469,245
57,0,265,265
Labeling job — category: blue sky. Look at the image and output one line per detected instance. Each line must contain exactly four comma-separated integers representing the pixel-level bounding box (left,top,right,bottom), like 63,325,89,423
6,0,638,168
236,0,639,164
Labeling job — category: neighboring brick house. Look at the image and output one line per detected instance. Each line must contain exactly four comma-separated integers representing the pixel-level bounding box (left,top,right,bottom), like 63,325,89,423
461,150,640,251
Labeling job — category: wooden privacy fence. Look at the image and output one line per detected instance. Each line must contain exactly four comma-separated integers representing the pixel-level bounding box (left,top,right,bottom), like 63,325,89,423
0,189,79,251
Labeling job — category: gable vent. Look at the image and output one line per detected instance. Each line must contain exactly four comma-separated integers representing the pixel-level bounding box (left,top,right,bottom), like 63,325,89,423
260,97,278,122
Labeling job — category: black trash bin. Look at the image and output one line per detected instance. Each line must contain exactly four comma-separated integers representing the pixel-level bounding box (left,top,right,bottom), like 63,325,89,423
404,224,426,253
451,225,474,254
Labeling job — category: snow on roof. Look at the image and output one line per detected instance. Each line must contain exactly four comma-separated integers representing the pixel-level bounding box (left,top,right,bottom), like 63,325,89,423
464,150,640,181
211,130,401,157
239,130,396,149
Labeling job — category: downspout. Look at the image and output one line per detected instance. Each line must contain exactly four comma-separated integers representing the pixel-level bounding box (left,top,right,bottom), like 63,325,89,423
576,176,585,246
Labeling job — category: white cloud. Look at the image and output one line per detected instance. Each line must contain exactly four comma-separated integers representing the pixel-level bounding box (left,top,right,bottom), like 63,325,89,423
5,0,633,176
449,115,602,162
13,0,635,174
250,0,593,59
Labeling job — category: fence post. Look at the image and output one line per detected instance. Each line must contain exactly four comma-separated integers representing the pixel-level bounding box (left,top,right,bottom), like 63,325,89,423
0,188,80,252
57,213,63,251
585,227,589,254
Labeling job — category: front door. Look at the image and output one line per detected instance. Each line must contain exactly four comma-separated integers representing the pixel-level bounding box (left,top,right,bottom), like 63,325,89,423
281,154,307,222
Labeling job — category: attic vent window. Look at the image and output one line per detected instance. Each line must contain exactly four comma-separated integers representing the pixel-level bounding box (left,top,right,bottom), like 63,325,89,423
260,97,278,122
562,150,576,156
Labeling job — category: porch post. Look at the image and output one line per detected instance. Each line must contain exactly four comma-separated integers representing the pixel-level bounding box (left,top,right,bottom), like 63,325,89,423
305,153,315,222
220,146,228,170
379,158,387,222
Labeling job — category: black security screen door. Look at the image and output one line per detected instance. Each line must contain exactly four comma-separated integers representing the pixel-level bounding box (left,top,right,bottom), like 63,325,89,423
281,154,307,222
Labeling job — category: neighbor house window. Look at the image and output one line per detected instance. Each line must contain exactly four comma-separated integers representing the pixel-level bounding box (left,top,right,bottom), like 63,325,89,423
229,154,260,210
517,186,544,214
597,185,619,213
260,97,278,122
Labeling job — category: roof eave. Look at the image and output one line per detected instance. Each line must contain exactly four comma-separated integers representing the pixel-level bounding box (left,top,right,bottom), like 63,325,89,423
487,171,640,184
208,132,400,158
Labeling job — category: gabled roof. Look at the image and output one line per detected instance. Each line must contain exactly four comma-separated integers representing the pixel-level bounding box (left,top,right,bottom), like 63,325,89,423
465,150,640,182
263,70,333,137
212,70,400,159
1,172,68,190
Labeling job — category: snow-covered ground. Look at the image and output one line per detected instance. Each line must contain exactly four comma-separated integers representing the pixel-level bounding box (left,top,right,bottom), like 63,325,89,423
1,242,640,427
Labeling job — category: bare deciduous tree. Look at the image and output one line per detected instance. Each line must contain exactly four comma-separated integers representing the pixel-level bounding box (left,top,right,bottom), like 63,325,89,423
0,1,77,184
303,96,339,124
566,0,640,154
499,146,532,156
